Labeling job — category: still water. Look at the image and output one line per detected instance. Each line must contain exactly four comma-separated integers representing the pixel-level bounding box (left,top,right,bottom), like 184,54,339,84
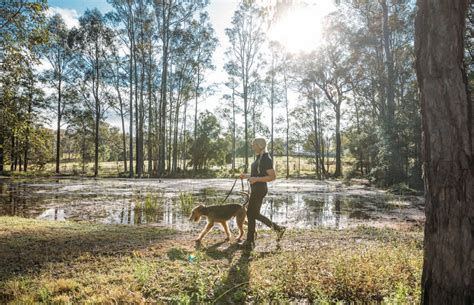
0,178,424,230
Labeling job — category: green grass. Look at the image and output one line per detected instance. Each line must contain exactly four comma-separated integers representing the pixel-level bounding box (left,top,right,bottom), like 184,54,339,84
178,192,195,215
0,216,423,304
2,156,347,179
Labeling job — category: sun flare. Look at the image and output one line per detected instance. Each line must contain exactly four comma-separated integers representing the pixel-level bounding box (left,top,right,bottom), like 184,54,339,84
268,1,336,53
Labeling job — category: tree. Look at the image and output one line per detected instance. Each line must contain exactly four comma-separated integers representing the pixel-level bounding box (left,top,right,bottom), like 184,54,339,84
153,0,208,177
190,110,224,170
190,12,218,175
415,0,473,302
225,2,266,173
41,14,74,174
0,0,48,172
311,44,353,177
71,9,114,177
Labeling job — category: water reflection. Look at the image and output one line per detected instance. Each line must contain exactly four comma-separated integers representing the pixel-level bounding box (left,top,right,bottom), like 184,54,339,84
0,178,416,230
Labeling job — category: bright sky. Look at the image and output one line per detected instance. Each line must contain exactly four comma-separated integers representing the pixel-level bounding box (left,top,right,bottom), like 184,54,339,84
44,0,336,138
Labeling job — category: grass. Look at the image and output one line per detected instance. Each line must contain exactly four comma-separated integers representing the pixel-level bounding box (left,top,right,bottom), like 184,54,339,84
178,192,195,215
0,216,423,304
132,192,164,223
2,156,345,179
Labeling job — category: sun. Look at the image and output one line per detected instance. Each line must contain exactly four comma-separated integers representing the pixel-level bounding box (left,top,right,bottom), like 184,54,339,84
268,0,336,53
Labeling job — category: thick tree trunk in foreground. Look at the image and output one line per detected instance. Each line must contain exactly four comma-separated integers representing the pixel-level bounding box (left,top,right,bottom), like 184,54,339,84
415,0,473,303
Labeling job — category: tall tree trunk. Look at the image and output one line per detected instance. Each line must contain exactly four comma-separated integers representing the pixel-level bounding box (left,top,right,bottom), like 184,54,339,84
353,91,363,175
56,75,62,174
182,99,187,172
138,47,145,178
147,43,153,177
167,68,173,173
232,86,236,171
382,0,403,184
13,136,17,171
134,35,140,178
93,40,100,178
193,66,200,176
415,0,473,303
117,88,127,173
128,3,134,178
24,93,32,172
158,3,169,177
311,96,321,179
318,103,326,177
0,129,4,172
243,74,249,173
284,72,289,179
334,102,342,177
172,101,180,173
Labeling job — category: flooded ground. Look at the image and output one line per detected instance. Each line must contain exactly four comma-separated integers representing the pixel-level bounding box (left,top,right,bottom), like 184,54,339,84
0,177,425,231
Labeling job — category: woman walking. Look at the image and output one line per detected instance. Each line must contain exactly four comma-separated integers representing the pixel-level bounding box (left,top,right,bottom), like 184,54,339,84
239,138,285,250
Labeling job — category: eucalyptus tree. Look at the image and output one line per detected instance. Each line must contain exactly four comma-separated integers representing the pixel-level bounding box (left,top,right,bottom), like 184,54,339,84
71,9,114,177
265,41,283,159
104,33,129,173
40,14,75,174
107,0,136,177
0,0,48,172
190,12,218,174
225,2,266,173
292,53,327,179
415,0,472,301
223,77,240,171
153,0,209,176
338,0,417,185
310,42,354,177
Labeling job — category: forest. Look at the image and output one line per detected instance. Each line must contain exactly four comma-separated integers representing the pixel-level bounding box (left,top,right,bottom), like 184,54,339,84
2,0,458,189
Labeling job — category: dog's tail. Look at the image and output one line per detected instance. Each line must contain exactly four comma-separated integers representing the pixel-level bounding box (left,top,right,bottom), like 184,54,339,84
240,191,249,209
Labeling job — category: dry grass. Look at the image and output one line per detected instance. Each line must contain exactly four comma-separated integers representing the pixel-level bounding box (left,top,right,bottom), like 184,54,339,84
0,217,422,304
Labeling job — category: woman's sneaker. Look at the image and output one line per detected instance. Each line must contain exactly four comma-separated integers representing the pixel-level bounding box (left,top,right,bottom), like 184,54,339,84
276,226,286,243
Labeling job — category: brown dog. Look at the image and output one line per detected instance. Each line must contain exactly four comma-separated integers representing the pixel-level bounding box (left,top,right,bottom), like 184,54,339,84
189,203,247,242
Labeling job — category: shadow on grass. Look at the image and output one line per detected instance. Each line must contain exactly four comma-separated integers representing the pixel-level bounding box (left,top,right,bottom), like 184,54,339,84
212,249,251,304
0,218,177,284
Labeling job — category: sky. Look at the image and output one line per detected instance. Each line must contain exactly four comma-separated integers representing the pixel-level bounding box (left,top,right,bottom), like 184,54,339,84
43,0,336,138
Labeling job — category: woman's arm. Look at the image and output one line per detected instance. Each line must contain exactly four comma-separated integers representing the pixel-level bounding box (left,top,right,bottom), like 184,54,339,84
249,169,276,184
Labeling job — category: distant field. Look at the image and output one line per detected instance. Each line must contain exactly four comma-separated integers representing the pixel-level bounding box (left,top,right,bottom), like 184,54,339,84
3,155,358,178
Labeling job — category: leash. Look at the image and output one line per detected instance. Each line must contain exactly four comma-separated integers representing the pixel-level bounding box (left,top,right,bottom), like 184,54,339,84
220,175,250,207
220,177,240,204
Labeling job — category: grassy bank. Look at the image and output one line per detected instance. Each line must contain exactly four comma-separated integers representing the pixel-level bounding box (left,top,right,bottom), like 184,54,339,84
0,217,422,304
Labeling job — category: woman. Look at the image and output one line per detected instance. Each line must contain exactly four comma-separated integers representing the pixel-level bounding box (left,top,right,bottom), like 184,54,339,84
239,138,285,250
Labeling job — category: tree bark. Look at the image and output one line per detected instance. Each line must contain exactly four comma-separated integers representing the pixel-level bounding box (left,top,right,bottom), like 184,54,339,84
147,42,153,177
232,86,236,171
116,86,127,173
56,75,62,174
128,0,134,178
284,71,290,179
381,0,404,184
158,2,169,177
334,102,342,177
0,128,3,172
415,0,473,303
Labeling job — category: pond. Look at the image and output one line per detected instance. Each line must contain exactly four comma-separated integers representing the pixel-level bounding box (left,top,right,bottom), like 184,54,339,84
0,178,425,231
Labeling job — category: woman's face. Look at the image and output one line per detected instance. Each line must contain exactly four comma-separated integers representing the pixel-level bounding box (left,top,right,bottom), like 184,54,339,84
252,142,262,154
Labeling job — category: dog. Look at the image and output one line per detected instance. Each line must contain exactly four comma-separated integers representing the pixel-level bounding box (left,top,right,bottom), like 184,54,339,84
189,191,249,242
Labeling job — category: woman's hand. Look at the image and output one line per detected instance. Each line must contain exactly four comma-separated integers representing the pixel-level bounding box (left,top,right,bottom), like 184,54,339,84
239,173,250,179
